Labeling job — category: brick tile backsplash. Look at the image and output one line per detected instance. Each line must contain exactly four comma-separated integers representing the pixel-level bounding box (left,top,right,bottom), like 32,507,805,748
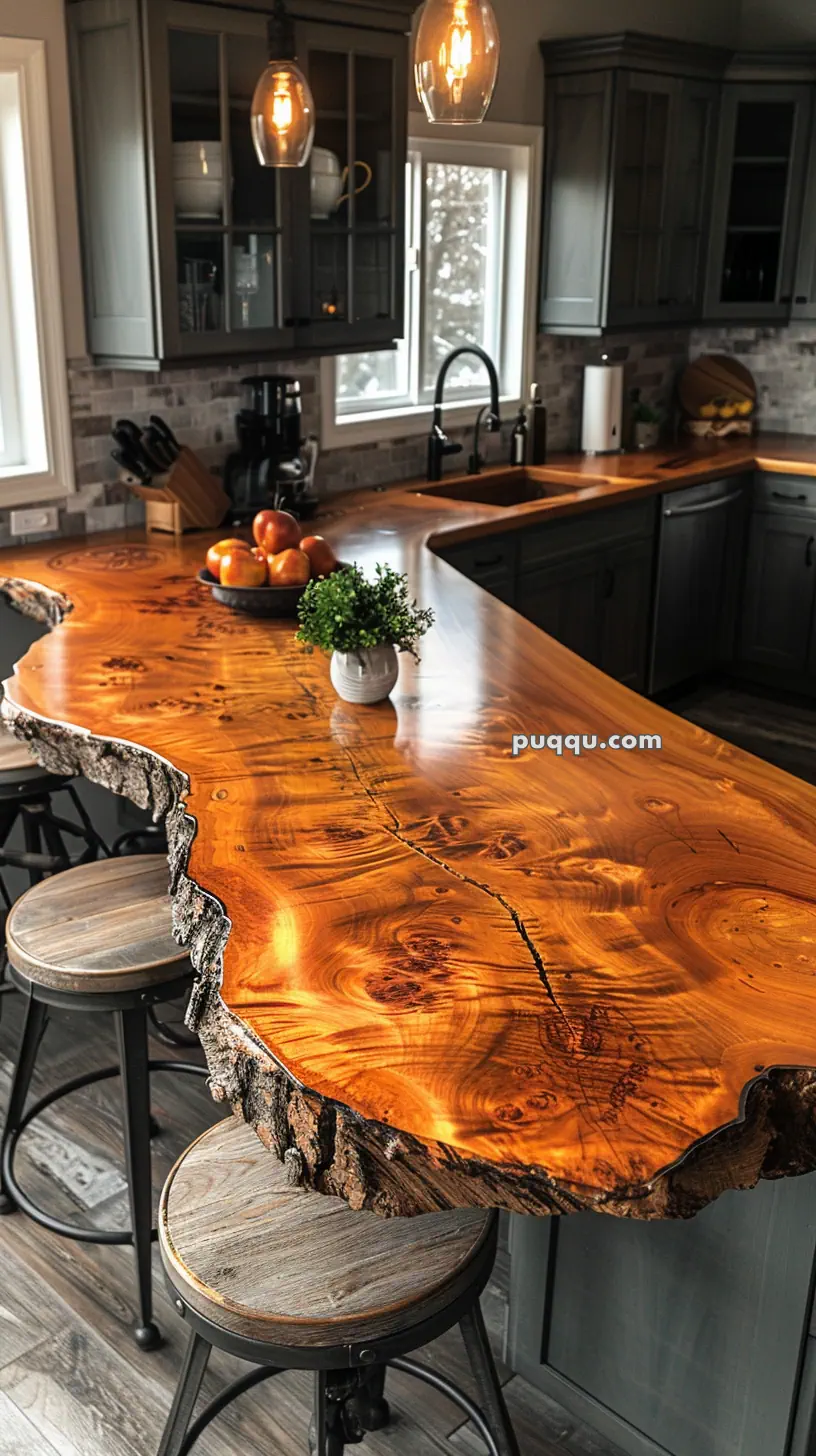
1,321,814,550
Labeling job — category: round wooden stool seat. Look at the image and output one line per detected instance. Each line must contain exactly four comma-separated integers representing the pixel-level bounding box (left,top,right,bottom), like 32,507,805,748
160,1117,494,1351
5,855,189,994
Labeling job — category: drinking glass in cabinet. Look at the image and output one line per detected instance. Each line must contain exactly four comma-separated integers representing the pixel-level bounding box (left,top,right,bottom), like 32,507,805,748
231,236,278,330
177,240,223,333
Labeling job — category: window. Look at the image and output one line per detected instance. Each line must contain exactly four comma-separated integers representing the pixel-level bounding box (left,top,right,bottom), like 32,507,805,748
321,120,542,447
0,38,73,505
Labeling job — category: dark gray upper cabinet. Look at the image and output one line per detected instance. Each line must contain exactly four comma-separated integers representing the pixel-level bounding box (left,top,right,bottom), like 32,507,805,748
703,82,813,322
539,34,726,335
69,0,410,367
793,99,816,319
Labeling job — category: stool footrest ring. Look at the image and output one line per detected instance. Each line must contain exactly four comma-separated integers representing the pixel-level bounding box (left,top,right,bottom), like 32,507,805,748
160,1337,514,1456
1,1059,208,1244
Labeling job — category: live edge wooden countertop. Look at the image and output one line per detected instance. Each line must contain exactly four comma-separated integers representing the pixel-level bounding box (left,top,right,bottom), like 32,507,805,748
4,431,816,1221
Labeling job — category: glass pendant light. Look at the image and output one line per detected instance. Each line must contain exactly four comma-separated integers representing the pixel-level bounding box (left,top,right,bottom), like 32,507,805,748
414,0,500,125
251,0,315,168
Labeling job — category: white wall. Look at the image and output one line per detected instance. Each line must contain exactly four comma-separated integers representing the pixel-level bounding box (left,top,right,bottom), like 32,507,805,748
2,0,86,359
738,0,816,47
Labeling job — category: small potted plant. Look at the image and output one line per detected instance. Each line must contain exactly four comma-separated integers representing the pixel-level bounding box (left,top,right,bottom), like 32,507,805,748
295,563,434,704
630,388,662,450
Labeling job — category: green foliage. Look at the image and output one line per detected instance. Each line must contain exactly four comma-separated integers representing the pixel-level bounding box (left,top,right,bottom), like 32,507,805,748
295,564,434,660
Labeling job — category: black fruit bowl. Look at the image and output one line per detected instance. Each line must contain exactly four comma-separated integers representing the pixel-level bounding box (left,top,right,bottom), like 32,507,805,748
197,567,308,618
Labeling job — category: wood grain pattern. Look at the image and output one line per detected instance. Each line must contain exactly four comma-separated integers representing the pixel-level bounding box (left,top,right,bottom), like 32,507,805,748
6,855,190,992
161,1115,493,1345
3,435,816,1217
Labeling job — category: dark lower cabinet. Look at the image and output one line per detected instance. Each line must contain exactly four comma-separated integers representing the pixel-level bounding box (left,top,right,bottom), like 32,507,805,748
438,537,518,608
508,1171,816,1456
517,504,656,692
517,554,601,667
739,508,816,674
600,537,654,690
650,478,746,694
441,502,656,692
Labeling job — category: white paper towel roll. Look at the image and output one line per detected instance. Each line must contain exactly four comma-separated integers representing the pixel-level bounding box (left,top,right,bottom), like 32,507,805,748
581,364,624,454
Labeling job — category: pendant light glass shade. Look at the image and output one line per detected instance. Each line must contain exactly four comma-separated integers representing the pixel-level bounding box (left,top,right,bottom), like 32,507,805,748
250,2,315,168
414,0,500,125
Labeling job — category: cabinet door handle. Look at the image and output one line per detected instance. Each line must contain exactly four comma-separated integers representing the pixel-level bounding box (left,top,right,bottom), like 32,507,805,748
796,295,809,304
473,554,504,570
807,536,815,569
772,490,809,503
663,490,743,518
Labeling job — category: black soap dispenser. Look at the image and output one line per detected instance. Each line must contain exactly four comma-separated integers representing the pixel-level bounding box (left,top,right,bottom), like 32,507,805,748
529,383,548,465
510,404,527,466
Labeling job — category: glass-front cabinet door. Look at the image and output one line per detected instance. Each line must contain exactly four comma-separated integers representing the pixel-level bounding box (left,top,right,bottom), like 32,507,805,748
704,83,812,322
290,20,407,352
147,0,296,358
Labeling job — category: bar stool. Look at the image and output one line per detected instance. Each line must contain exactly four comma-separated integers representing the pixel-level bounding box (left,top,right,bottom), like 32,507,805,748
157,1117,520,1456
1,854,208,1350
0,721,107,892
0,722,108,1004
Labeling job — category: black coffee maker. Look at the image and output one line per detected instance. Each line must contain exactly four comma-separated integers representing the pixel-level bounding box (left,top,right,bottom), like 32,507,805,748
224,376,318,520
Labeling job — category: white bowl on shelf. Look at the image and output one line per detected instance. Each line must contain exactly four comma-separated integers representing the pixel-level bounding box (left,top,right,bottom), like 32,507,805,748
174,175,222,218
172,141,222,176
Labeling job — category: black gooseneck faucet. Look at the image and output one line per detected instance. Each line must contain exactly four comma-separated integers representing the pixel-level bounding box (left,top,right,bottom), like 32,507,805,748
426,345,502,482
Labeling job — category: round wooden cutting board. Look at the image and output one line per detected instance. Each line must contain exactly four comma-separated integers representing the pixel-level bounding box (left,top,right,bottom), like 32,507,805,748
678,354,757,419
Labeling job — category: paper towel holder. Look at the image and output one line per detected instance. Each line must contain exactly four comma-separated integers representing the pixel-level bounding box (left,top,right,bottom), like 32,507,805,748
581,352,624,456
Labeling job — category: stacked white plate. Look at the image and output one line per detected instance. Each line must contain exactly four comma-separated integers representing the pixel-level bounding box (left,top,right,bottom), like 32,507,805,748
173,141,223,218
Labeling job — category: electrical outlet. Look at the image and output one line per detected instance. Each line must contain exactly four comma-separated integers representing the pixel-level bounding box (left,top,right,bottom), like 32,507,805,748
9,507,59,537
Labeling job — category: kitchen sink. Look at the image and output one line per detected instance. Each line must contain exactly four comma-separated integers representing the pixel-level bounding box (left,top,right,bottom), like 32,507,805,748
417,472,573,508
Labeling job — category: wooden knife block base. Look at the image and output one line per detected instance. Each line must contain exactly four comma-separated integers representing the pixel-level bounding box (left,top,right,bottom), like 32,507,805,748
143,499,186,535
127,448,229,536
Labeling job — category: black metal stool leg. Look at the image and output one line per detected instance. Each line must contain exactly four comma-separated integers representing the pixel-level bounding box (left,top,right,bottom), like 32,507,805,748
348,1364,390,1432
114,1006,160,1350
0,989,49,1214
313,1371,340,1456
156,1329,211,1456
459,1301,521,1456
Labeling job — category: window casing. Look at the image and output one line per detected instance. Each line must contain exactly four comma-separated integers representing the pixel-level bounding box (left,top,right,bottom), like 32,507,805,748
0,38,73,505
321,120,542,448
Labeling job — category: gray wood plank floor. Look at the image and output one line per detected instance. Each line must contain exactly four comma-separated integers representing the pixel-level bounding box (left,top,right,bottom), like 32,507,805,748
0,988,621,1456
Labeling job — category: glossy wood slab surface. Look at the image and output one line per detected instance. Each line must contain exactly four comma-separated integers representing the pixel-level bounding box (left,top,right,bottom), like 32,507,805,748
4,435,816,1217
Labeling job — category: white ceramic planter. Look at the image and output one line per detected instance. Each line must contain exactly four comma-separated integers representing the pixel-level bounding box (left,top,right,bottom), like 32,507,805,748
330,645,399,704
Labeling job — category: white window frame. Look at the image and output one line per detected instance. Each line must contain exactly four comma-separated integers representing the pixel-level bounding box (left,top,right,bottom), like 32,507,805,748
320,117,543,450
0,37,74,507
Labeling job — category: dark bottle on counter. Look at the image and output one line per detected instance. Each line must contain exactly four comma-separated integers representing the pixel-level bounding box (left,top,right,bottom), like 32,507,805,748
529,383,547,464
510,406,527,466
